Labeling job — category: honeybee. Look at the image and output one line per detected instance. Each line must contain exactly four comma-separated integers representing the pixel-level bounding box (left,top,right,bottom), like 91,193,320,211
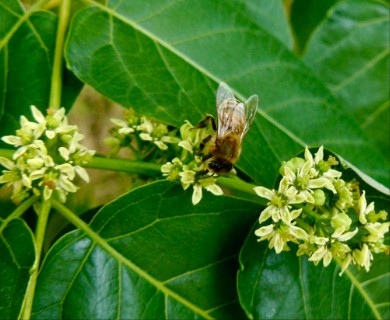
200,82,258,174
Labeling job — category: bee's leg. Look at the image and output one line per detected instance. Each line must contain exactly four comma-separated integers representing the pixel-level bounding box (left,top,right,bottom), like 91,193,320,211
194,115,216,131
199,135,212,153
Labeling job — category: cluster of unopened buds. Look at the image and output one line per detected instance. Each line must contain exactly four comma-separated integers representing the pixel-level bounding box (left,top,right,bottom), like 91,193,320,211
104,109,180,159
161,120,223,205
254,146,389,274
0,106,94,204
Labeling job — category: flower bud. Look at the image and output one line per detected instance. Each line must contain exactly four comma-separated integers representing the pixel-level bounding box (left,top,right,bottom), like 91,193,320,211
312,189,326,206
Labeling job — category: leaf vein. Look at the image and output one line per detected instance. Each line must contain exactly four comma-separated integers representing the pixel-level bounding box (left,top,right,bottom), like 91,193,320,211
345,268,382,320
0,232,22,269
134,0,184,24
163,254,236,284
332,48,389,92
360,272,390,287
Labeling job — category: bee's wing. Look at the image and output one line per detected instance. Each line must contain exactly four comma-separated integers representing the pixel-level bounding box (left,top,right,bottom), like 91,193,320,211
216,82,258,141
241,94,258,139
216,82,235,108
217,99,246,139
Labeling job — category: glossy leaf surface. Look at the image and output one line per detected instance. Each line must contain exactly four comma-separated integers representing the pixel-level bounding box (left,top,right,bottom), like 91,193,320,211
65,0,389,188
290,0,339,53
0,0,56,138
32,181,260,319
0,0,82,141
304,0,390,157
238,228,390,319
228,0,292,48
0,218,35,319
237,148,390,319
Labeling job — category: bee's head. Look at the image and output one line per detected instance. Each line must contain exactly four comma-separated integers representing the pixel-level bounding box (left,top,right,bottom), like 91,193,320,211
207,158,233,174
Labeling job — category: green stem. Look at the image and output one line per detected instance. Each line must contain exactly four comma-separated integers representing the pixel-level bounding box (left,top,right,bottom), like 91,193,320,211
217,176,266,205
218,176,256,196
0,196,38,234
52,200,213,319
295,217,313,234
49,0,72,109
19,200,51,320
86,156,264,204
303,205,326,221
85,156,162,177
0,149,264,205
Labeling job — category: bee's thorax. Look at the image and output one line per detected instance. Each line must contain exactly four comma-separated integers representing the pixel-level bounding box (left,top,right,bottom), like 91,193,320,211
214,133,241,163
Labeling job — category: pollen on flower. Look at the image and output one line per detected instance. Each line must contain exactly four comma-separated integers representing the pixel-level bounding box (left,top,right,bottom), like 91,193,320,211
0,105,94,204
253,146,389,275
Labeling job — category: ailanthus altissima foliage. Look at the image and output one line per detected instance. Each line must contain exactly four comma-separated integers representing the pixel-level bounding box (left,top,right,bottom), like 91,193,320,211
0,106,94,204
254,147,389,274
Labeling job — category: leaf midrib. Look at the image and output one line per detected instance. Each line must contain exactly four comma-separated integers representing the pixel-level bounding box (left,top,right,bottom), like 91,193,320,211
0,0,51,50
344,267,381,320
52,200,213,319
82,0,310,152
83,0,223,94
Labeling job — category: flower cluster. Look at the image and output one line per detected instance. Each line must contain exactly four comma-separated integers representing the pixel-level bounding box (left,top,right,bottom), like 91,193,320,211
104,109,180,160
161,120,223,205
254,146,389,274
0,106,94,204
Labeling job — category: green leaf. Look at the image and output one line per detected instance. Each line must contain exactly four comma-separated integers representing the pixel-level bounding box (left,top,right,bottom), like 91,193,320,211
32,181,260,319
237,229,390,319
0,0,82,141
303,0,390,158
228,0,292,48
0,218,35,319
237,147,390,319
290,0,339,53
65,0,389,189
0,0,55,136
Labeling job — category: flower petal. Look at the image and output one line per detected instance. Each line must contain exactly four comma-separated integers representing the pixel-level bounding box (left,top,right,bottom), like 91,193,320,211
2,135,22,146
274,233,284,253
74,166,90,183
178,140,193,153
111,118,129,127
289,225,308,240
255,224,274,237
258,206,274,224
192,184,202,205
253,186,274,200
154,141,168,150
0,157,15,170
31,105,46,124
205,183,223,196
314,146,324,164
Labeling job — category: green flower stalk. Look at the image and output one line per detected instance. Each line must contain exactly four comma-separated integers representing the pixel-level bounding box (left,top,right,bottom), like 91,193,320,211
0,106,94,204
254,146,389,275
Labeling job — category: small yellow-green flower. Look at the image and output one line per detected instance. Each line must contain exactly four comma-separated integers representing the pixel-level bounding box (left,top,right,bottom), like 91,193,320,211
254,177,306,224
0,105,94,204
160,119,223,205
254,146,389,275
